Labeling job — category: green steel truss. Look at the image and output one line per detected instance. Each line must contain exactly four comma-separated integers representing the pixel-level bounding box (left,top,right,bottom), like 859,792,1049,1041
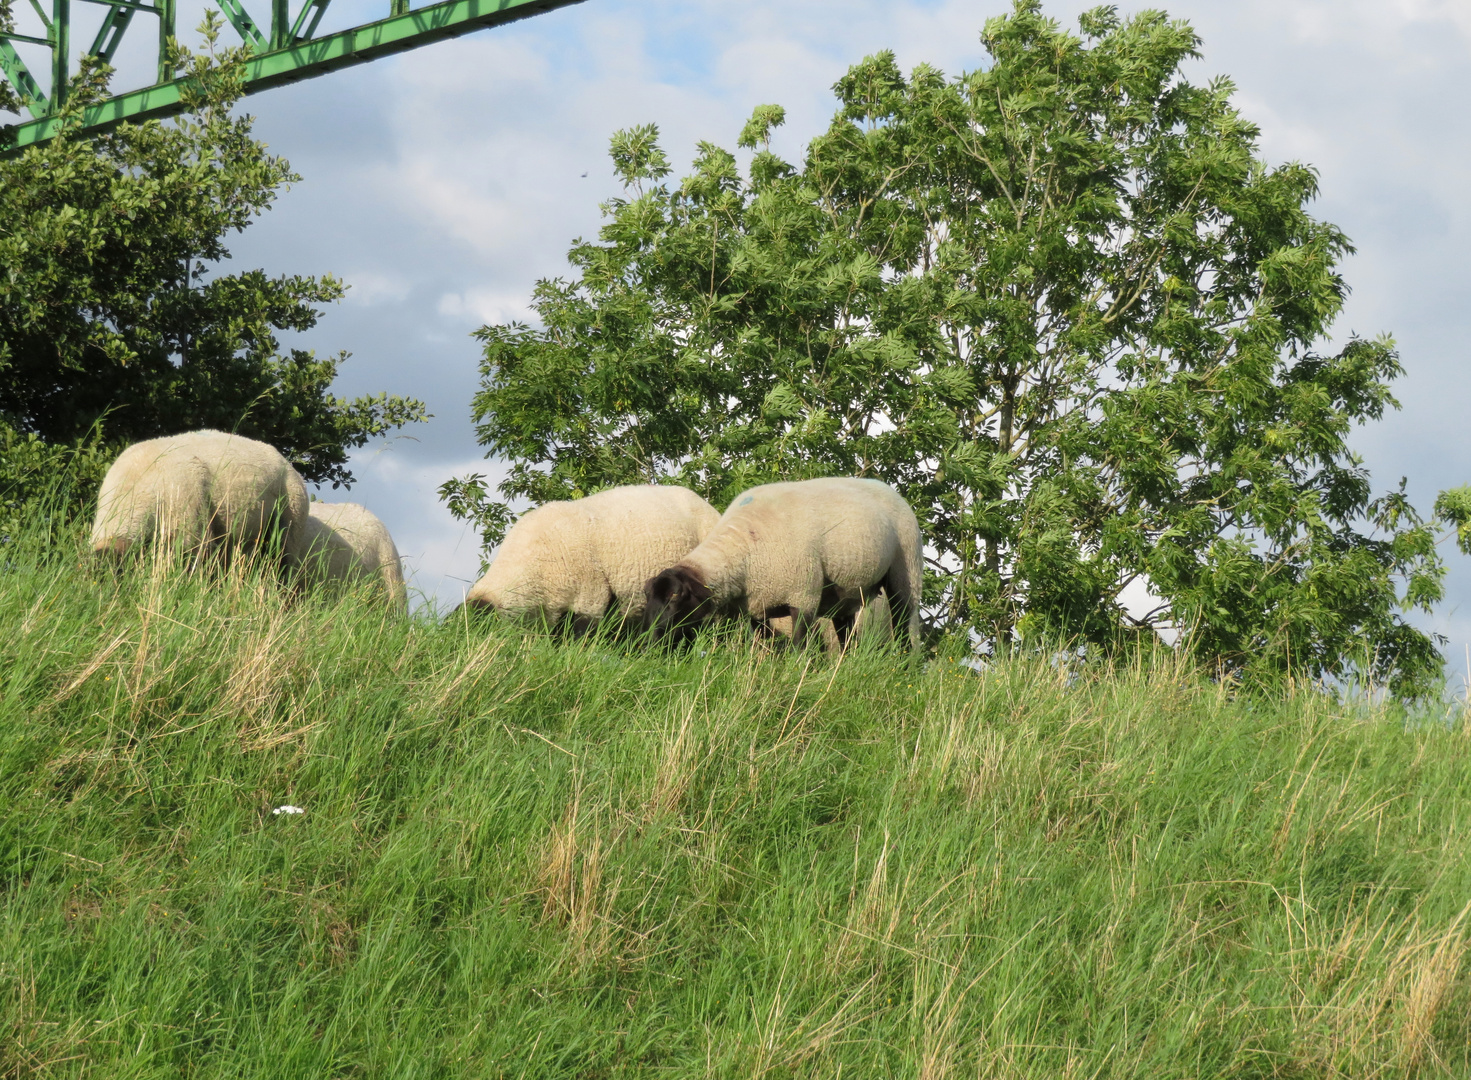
1,0,584,152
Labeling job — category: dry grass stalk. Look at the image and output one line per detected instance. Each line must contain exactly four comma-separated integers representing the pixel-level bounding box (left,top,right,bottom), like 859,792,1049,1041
122,583,207,721
304,901,358,968
1,962,92,1077
830,830,905,975
1282,892,1471,1076
226,611,298,731
426,636,505,714
52,631,131,703
1273,740,1330,858
913,952,981,1080
748,963,879,1078
962,728,1008,809
238,658,328,752
19,591,49,637
540,789,582,922
240,704,322,752
921,694,982,792
1398,900,1471,1072
538,787,622,971
646,714,695,820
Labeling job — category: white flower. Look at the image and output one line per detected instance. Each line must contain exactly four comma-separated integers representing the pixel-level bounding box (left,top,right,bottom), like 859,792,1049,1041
272,805,305,815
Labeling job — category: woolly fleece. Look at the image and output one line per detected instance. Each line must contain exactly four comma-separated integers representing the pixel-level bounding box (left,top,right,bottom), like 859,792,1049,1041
90,430,308,559
465,485,720,628
290,502,407,609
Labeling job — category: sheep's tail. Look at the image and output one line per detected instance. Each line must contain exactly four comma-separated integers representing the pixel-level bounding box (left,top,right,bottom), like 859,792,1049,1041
885,515,924,655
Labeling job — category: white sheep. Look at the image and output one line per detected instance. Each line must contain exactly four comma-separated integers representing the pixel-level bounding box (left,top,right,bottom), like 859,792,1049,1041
289,502,407,609
643,477,922,651
462,484,721,633
90,429,308,561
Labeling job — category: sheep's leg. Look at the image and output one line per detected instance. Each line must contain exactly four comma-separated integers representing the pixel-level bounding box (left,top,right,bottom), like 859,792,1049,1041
567,613,599,638
831,615,857,646
883,564,921,654
787,608,830,651
759,604,827,652
819,582,868,651
763,608,795,636
816,618,842,654
758,606,834,652
850,590,894,651
174,515,221,573
782,563,830,651
566,583,611,640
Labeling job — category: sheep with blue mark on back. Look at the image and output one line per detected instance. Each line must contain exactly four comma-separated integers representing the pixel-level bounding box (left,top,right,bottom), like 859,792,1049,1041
462,484,721,634
643,477,922,652
289,501,407,610
90,430,308,563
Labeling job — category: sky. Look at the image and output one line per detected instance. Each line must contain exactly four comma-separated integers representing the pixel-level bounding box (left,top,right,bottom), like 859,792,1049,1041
7,0,1471,681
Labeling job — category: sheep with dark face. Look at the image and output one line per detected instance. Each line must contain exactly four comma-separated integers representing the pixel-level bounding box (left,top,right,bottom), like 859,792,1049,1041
289,502,407,609
90,430,308,562
462,485,720,634
644,477,922,651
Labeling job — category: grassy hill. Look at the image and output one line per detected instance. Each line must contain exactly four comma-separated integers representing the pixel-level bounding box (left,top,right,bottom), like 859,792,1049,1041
4,520,1471,1078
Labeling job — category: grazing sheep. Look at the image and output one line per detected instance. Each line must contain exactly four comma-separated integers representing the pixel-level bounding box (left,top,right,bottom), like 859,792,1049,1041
643,477,922,651
290,502,407,609
90,430,308,561
463,485,721,633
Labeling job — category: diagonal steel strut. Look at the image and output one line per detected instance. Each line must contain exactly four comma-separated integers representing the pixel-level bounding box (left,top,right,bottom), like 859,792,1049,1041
1,0,586,153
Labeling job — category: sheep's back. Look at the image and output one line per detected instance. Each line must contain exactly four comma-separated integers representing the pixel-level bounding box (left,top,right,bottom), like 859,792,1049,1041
184,431,309,549
90,435,213,552
721,478,915,593
295,502,406,607
468,501,592,613
583,486,721,611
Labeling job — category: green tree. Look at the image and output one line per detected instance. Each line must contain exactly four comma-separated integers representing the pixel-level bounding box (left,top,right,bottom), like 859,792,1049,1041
0,14,426,493
444,1,1467,697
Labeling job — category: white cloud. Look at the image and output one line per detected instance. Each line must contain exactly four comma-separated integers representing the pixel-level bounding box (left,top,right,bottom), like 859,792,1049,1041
436,289,536,326
342,272,412,308
1274,0,1471,51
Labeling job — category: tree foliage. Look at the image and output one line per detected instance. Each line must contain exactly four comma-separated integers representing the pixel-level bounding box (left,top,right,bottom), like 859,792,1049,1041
444,1,1465,697
0,15,426,491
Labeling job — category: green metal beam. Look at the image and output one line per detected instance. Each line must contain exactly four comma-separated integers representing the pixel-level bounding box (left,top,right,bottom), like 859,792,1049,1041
0,37,48,116
2,0,585,153
89,5,137,64
289,0,331,44
217,0,267,49
49,0,68,111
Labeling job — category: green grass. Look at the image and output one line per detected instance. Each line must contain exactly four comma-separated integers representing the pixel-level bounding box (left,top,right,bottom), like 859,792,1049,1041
4,518,1471,1078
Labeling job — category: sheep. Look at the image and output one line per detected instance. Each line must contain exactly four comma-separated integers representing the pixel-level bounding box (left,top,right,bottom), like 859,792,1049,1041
643,477,922,652
462,484,721,634
90,429,308,562
289,502,407,609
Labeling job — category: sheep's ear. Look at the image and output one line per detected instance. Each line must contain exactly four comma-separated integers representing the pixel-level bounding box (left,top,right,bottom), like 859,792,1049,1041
648,572,679,604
